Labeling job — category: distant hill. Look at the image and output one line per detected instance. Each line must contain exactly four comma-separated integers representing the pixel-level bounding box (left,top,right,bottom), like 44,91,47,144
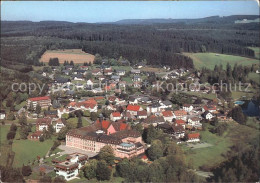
113,15,259,25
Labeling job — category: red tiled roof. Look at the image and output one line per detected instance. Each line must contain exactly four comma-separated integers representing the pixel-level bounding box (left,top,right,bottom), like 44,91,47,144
96,120,111,130
69,102,76,107
29,96,50,101
30,131,43,138
119,123,127,131
137,110,147,116
176,119,185,125
94,96,105,100
112,112,121,117
174,110,187,116
162,110,173,117
127,105,141,111
188,133,200,139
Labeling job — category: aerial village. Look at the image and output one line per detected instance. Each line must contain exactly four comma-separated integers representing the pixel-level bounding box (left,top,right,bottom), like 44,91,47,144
1,57,237,181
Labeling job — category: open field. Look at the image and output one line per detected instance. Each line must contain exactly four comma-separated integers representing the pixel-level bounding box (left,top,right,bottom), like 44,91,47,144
40,49,95,64
12,138,54,167
112,66,132,72
183,52,259,70
248,47,260,59
183,130,231,169
140,66,167,73
248,72,260,84
183,121,259,170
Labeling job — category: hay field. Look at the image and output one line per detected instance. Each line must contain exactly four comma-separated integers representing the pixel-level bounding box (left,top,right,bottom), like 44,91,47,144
40,49,95,64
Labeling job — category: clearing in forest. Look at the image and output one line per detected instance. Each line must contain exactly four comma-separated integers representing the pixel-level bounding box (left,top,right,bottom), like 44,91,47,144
40,49,95,64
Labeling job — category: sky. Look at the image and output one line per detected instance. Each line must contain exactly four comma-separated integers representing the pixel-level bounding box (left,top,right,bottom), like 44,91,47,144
1,1,259,23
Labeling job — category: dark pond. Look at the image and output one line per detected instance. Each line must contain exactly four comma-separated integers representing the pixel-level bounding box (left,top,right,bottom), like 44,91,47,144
241,100,260,117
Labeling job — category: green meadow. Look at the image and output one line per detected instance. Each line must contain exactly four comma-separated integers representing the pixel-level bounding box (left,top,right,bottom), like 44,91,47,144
183,52,259,70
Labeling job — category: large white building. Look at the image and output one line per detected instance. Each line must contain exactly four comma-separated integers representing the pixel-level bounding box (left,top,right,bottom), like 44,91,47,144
54,153,88,181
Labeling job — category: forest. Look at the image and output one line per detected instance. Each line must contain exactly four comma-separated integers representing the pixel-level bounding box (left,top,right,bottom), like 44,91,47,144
1,15,259,72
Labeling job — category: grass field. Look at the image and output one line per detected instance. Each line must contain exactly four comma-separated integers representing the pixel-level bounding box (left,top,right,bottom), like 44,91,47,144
0,125,10,145
183,121,259,170
183,52,259,70
248,47,260,59
248,72,260,84
182,91,217,100
12,138,54,167
67,117,90,128
183,130,231,169
112,66,132,72
40,49,95,64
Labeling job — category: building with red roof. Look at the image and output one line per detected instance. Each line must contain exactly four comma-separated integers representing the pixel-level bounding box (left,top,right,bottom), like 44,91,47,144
29,131,43,141
162,110,174,122
110,112,122,121
173,110,188,120
187,133,200,143
66,120,144,159
27,96,51,110
126,104,142,116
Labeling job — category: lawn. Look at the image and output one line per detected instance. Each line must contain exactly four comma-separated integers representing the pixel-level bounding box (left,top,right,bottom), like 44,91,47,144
12,138,54,167
183,129,231,170
182,91,217,100
183,52,259,70
248,47,260,59
122,76,133,84
112,66,132,72
183,121,259,170
14,101,27,111
248,72,260,84
67,117,90,128
0,125,10,145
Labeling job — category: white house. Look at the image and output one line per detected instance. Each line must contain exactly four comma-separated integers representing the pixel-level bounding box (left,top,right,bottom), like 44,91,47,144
147,103,163,114
54,153,88,181
162,110,174,122
86,79,94,88
57,108,70,118
202,111,214,120
182,104,194,113
54,118,67,133
36,118,52,131
110,112,122,121
0,111,6,120
187,117,202,128
187,133,200,143
126,104,143,116
116,70,126,76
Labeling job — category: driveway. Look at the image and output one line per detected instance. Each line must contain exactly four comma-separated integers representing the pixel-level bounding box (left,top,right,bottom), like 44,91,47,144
58,145,98,158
